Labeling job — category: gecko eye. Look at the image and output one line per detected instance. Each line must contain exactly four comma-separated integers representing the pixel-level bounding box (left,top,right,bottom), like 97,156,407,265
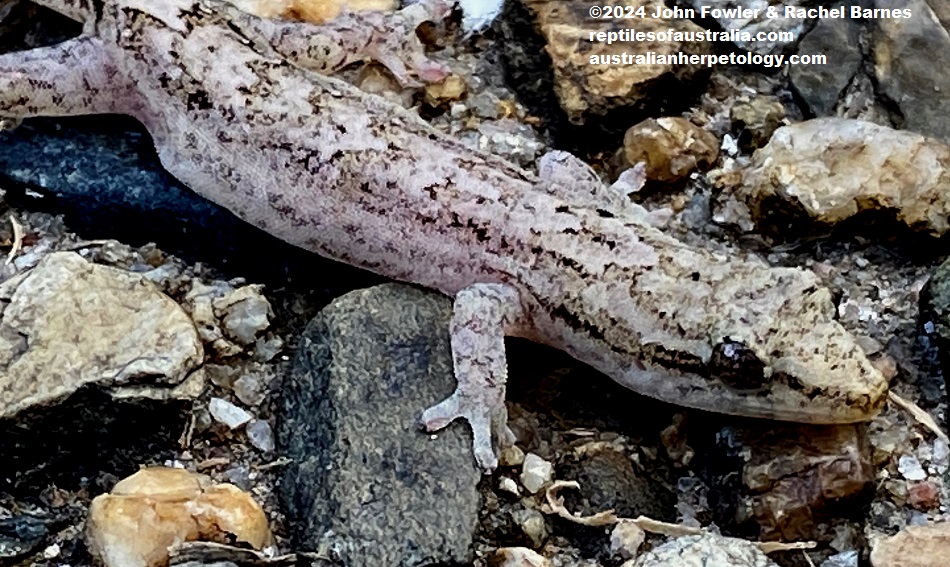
710,339,765,390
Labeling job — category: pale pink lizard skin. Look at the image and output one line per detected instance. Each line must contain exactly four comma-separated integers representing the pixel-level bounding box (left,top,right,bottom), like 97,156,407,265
1,0,886,470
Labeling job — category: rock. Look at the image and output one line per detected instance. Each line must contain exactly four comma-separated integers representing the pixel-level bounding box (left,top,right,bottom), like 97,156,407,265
897,454,927,481
789,6,863,116
86,467,272,567
556,441,676,522
499,444,526,467
278,284,480,566
424,74,468,106
907,480,940,511
208,398,253,429
631,533,778,566
213,285,272,346
511,508,548,549
489,547,551,567
0,252,202,418
233,369,268,407
520,453,554,494
730,97,786,151
719,423,872,540
610,521,645,561
246,419,275,452
738,118,950,237
0,515,49,560
498,476,521,497
870,522,950,566
620,117,719,182
872,0,950,144
230,0,397,23
685,0,806,54
921,251,950,392
821,550,859,567
521,0,710,123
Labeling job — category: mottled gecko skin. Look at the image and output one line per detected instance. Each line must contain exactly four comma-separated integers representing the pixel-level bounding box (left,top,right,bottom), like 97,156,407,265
2,0,886,469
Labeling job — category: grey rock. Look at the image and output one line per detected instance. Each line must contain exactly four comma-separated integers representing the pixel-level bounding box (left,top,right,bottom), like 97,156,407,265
632,533,778,566
873,0,950,143
208,398,253,429
278,284,480,567
790,6,864,116
0,515,48,559
556,442,676,523
246,419,275,453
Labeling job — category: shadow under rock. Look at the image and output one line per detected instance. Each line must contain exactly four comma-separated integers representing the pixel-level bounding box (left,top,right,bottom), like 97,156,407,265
0,387,187,499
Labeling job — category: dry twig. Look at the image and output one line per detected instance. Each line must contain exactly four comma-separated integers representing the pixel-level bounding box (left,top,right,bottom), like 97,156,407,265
543,480,815,554
889,391,950,443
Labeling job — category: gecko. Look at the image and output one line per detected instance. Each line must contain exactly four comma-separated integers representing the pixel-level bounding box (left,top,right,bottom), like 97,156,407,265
1,0,887,470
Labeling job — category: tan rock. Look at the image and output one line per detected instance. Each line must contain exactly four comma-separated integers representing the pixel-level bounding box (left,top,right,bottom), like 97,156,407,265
739,118,950,236
424,74,468,106
621,117,719,182
86,467,273,567
522,0,709,123
871,522,950,567
232,0,396,22
739,424,872,540
488,547,551,567
0,252,202,418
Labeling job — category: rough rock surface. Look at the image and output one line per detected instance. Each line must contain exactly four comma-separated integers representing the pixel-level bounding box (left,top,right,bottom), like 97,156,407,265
86,467,272,567
278,284,480,567
738,118,950,235
631,533,778,566
870,521,950,566
722,424,872,540
789,6,863,117
521,0,709,123
685,0,807,54
0,251,202,418
620,117,719,182
873,0,950,144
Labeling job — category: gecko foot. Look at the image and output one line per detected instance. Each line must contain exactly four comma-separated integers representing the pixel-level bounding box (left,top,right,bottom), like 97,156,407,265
422,391,514,471
421,283,526,472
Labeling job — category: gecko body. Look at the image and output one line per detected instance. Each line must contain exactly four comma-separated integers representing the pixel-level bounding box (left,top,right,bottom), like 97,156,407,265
2,0,886,469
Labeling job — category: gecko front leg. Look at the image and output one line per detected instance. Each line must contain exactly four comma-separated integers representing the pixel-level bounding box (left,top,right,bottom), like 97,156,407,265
0,36,133,127
422,283,527,471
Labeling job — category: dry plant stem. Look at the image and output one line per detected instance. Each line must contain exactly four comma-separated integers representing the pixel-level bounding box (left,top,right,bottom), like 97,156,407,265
544,481,816,553
889,391,950,443
5,214,22,265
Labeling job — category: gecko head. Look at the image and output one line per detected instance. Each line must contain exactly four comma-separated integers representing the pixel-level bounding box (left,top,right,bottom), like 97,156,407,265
692,278,890,424
610,278,889,425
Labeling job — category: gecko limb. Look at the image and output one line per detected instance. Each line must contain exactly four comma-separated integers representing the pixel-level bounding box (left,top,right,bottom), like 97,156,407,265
254,0,450,87
538,151,651,220
422,283,526,471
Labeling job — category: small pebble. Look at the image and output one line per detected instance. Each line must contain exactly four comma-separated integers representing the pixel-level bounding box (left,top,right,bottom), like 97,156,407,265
208,397,253,429
488,547,550,567
610,520,645,560
898,455,928,481
497,476,520,497
820,550,858,567
246,419,275,453
520,453,553,494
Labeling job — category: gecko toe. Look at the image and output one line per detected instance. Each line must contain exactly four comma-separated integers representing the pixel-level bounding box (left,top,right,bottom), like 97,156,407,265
421,392,462,432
